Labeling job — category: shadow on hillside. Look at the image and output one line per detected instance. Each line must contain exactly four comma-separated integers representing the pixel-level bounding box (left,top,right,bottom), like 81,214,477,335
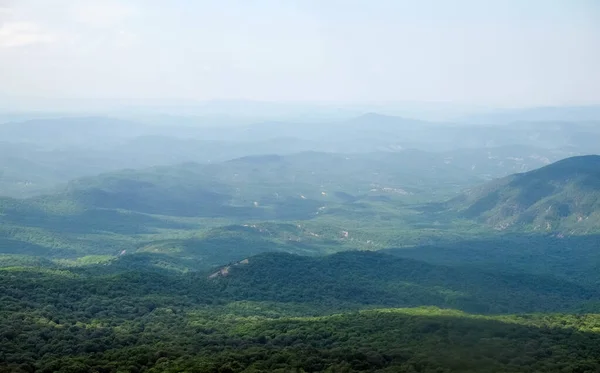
240,309,600,372
1,208,195,235
71,252,206,276
140,229,345,268
0,238,55,256
2,295,600,372
384,233,600,288
68,185,328,221
214,250,597,314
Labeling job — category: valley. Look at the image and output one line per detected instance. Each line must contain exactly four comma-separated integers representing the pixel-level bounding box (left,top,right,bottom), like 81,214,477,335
1,112,600,372
3,1,599,370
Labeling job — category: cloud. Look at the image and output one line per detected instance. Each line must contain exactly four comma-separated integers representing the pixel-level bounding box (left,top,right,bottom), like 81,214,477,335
0,0,11,10
114,29,137,48
70,1,136,28
0,1,140,49
0,1,13,25
0,21,56,47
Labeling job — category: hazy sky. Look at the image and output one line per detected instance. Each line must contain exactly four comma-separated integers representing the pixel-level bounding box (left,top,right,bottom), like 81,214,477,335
0,0,598,107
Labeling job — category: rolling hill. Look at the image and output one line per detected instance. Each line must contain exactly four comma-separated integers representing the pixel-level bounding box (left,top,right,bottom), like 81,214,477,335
1,150,481,262
211,250,597,314
449,155,600,232
2,113,597,198
18,151,480,218
2,121,600,372
2,249,600,372
0,142,578,199
3,152,598,264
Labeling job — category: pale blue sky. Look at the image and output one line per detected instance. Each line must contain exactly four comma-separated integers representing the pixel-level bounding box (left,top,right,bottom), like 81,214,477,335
0,0,598,107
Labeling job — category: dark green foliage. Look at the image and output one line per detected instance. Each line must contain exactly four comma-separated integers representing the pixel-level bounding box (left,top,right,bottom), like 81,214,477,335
1,252,600,373
2,145,600,372
218,251,596,314
386,233,600,288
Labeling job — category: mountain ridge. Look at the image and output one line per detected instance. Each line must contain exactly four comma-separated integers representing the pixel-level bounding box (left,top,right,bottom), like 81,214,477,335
450,155,600,232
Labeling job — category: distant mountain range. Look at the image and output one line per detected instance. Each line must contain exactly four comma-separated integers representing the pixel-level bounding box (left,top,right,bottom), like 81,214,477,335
460,105,600,124
10,150,582,218
0,118,586,198
2,113,600,148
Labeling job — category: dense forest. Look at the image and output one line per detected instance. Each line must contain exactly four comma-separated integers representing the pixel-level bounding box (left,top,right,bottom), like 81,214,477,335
3,0,600,368
2,252,600,373
2,112,600,372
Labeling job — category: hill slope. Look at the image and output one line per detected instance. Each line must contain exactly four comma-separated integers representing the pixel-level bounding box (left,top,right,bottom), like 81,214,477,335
3,254,600,372
213,251,596,314
449,155,600,232
1,152,594,263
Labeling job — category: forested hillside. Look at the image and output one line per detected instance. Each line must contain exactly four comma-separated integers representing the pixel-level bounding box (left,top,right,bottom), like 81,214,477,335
3,0,600,369
449,155,600,232
2,251,600,373
2,118,600,372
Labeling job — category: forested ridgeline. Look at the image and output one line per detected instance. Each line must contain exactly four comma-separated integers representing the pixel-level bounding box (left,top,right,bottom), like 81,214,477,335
1,251,600,372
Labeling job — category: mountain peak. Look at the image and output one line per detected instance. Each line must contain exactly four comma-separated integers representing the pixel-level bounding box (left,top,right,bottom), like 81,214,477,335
528,155,600,176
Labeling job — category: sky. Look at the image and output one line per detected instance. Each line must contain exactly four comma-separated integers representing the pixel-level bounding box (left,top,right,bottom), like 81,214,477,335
0,0,599,109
